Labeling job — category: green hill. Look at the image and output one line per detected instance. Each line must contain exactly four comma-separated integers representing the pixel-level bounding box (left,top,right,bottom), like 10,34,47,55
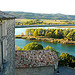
4,11,75,20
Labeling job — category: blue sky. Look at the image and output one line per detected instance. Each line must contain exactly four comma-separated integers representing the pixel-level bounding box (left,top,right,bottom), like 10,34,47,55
0,0,75,15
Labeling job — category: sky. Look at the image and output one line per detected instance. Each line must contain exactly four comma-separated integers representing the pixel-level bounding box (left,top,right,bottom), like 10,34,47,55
0,0,75,15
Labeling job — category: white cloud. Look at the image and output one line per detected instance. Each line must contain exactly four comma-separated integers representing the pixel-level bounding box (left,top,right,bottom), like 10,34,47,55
0,0,75,15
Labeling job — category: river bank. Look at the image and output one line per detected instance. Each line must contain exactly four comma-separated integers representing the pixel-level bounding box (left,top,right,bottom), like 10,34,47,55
58,26,75,28
15,24,75,28
15,35,75,44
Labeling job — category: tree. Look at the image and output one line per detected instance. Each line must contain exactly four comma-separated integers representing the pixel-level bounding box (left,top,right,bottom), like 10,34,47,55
17,46,22,50
44,45,59,55
25,29,29,36
63,29,70,38
38,29,43,36
45,32,52,38
66,30,75,41
54,29,59,38
15,45,17,50
59,29,63,38
72,30,75,40
60,53,69,60
45,31,48,37
33,30,38,36
15,45,22,50
30,29,35,36
59,53,71,66
44,45,52,50
66,32,72,40
21,32,24,36
22,42,43,50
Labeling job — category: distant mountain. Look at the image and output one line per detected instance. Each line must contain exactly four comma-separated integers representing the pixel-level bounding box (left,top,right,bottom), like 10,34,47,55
4,11,75,20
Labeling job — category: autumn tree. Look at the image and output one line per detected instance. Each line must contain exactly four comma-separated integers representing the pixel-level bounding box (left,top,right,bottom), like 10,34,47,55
15,45,22,50
54,29,59,38
66,30,75,40
45,32,52,38
33,30,38,36
25,29,29,36
44,45,59,55
21,32,24,36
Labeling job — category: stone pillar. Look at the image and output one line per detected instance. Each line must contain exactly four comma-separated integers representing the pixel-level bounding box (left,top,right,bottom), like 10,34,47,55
4,19,15,75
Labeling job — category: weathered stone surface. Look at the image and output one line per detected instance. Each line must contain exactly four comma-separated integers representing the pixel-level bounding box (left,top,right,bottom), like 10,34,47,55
15,50,58,75
15,66,54,75
0,11,15,19
0,19,15,75
4,19,15,75
15,50,58,68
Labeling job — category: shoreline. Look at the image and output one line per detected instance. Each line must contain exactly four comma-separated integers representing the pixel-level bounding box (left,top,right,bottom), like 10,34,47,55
15,35,75,45
15,24,75,28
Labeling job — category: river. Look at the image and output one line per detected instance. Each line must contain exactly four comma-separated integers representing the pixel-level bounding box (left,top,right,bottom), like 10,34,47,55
15,27,75,56
15,27,75,35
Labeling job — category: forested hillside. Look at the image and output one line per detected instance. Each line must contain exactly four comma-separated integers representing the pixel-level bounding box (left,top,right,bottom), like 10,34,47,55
4,11,75,20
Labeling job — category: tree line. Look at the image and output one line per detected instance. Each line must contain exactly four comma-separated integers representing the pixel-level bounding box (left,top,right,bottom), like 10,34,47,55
25,28,75,41
15,19,46,25
15,19,75,25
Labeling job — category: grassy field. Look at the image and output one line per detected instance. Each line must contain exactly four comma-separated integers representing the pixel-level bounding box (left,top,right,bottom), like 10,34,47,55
15,19,75,23
57,26,75,28
15,19,33,22
15,19,75,25
41,19,68,24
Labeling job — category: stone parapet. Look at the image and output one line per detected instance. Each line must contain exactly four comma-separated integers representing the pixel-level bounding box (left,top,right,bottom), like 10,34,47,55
15,50,58,69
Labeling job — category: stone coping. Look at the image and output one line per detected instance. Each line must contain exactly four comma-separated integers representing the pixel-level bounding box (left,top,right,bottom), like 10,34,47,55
15,50,58,68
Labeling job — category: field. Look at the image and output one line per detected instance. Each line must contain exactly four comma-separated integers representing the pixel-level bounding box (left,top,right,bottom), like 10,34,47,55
57,26,75,28
16,19,33,22
15,19,75,25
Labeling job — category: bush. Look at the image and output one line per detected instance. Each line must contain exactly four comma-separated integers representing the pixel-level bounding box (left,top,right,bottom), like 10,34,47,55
15,45,22,50
22,42,43,50
59,53,75,67
44,45,59,55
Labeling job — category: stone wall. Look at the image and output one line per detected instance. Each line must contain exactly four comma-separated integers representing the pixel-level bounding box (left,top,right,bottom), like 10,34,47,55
15,66,54,75
15,50,58,68
2,19,15,75
15,50,58,75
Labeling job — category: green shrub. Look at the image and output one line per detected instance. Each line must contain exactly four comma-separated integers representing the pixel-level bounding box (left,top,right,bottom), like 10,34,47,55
44,45,59,55
59,53,75,67
22,42,43,50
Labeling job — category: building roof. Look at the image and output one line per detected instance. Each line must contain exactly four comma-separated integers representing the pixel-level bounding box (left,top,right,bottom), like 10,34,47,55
0,11,16,19
15,50,58,68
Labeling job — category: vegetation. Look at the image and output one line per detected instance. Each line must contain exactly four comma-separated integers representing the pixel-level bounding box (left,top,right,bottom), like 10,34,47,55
15,42,58,52
5,11,75,20
25,28,75,41
21,32,24,36
15,19,75,25
59,53,75,68
44,45,59,55
15,19,46,25
22,42,43,50
15,45,22,50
